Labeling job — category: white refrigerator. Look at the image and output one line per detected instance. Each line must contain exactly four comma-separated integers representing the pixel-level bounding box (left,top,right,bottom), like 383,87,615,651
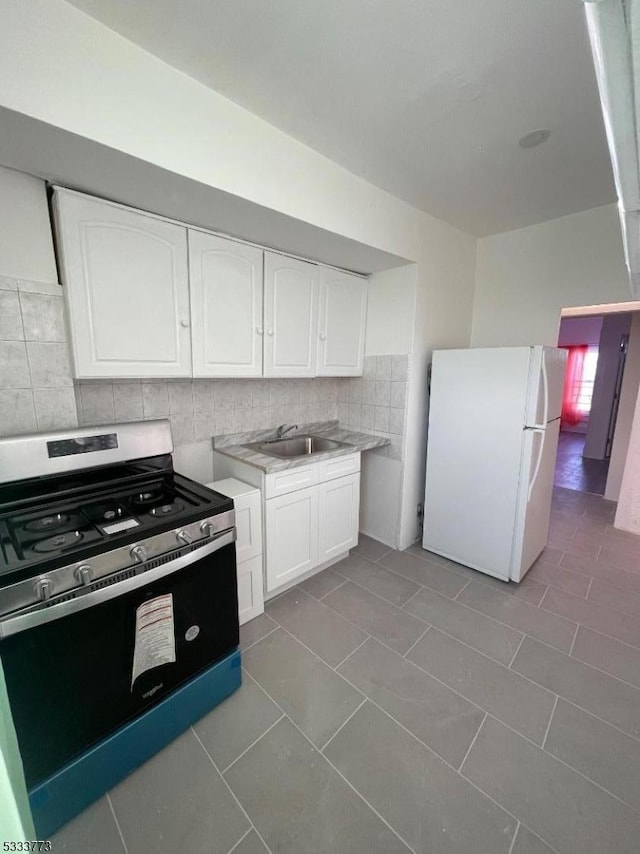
422,346,567,582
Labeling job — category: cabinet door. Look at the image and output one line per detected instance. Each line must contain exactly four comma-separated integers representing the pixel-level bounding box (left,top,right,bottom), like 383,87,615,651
189,231,264,377
263,252,318,377
53,189,191,378
265,486,319,592
317,268,367,376
318,473,360,563
237,554,265,626
232,488,263,563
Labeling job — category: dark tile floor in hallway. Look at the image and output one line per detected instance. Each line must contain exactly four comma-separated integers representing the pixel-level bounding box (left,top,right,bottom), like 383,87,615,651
554,430,609,495
54,487,640,854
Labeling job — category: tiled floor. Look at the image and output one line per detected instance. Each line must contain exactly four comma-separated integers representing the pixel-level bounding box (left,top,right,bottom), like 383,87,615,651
53,487,640,854
554,430,609,495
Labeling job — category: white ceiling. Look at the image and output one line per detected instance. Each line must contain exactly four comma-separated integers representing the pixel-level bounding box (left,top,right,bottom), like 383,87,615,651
66,0,615,237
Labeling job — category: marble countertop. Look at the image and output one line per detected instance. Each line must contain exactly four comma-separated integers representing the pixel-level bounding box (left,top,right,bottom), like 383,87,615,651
212,420,389,473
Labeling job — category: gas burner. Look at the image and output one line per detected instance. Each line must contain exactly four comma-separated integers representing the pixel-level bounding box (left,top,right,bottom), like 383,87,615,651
131,489,165,508
24,513,70,533
31,530,84,554
149,500,185,517
84,502,127,523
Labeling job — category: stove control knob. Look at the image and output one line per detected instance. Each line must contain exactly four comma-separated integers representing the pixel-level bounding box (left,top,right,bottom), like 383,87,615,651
75,565,92,586
176,529,192,546
130,544,148,563
200,520,214,538
35,578,53,601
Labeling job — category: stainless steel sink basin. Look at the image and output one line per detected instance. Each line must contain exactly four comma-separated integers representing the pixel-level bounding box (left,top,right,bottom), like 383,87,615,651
248,435,348,458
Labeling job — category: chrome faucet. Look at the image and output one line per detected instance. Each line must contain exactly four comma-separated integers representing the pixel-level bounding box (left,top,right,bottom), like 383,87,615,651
276,423,298,439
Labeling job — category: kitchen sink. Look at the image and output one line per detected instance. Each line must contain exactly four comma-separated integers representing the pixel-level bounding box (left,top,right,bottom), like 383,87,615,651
247,435,349,458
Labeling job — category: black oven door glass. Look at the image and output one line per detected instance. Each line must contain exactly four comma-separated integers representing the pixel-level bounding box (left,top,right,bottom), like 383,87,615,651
1,541,238,787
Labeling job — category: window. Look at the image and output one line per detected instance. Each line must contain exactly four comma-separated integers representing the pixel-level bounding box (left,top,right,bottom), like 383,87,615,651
561,345,599,426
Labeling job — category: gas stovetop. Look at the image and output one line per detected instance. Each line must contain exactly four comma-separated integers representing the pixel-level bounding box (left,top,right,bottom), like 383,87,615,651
0,420,234,620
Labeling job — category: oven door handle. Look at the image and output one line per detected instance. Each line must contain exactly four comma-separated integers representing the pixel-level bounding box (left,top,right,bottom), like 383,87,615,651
0,529,236,639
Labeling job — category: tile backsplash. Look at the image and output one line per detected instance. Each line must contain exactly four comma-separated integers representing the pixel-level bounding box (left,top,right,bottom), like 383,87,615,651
0,276,78,436
75,378,339,446
337,354,408,460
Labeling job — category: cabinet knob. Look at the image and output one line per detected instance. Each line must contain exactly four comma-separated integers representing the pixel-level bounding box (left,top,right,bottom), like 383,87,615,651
180,319,190,328
35,578,53,601
267,329,273,336
256,327,264,335
319,333,327,341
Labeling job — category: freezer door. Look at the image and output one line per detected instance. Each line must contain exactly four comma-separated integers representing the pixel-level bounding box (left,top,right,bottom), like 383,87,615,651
511,419,560,582
422,347,534,581
525,346,567,427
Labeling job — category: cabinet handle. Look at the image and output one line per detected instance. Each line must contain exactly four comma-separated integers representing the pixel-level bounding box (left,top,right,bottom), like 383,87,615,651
267,329,273,336
319,332,327,341
180,319,190,328
256,327,264,335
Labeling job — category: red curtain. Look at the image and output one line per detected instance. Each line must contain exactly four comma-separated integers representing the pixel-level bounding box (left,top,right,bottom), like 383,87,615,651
561,345,588,426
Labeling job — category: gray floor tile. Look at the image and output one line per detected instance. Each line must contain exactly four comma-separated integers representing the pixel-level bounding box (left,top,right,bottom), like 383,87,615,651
598,545,640,575
266,587,367,666
51,797,125,854
571,626,640,688
243,628,363,748
354,533,391,562
333,551,420,606
462,716,640,854
298,567,346,599
474,573,548,606
560,552,640,596
230,830,269,854
512,636,640,738
458,581,576,652
541,585,640,649
527,561,590,598
535,546,564,566
109,729,249,854
240,613,278,650
338,637,484,767
323,580,426,654
548,529,600,559
407,628,556,744
379,549,469,598
544,699,640,811
325,702,516,854
404,586,523,665
511,825,556,854
193,670,282,771
224,717,410,854
587,578,640,618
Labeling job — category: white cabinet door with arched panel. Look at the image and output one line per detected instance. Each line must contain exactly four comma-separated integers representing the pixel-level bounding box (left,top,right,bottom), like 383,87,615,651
317,268,367,376
53,189,191,378
263,252,318,377
189,231,264,377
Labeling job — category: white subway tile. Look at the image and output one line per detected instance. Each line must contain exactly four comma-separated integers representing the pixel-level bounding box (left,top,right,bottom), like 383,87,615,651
251,379,270,409
348,403,362,428
170,413,194,446
374,406,390,432
391,354,409,382
26,342,73,387
142,382,169,417
364,355,377,378
214,411,234,435
193,412,214,442
390,381,407,410
168,380,193,414
376,355,392,380
362,380,376,405
374,380,391,406
349,378,363,403
337,403,349,424
214,379,235,410
114,383,143,422
361,404,375,431
193,380,215,412
233,379,253,409
389,407,405,435
0,389,36,435
80,383,115,424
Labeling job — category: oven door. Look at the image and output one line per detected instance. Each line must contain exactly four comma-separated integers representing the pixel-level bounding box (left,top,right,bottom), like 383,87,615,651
0,530,238,788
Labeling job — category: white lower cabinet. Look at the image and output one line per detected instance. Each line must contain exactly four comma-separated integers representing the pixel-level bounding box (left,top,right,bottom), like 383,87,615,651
207,478,264,626
265,486,319,592
318,473,360,563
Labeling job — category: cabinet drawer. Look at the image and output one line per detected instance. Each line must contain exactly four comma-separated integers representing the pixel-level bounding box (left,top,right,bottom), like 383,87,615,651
317,453,360,483
265,465,318,498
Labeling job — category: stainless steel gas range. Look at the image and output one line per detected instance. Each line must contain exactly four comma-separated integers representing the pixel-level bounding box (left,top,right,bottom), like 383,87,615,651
0,419,241,836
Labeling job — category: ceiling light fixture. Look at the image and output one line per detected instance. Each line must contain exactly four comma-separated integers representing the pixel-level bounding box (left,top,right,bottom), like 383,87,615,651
518,129,551,149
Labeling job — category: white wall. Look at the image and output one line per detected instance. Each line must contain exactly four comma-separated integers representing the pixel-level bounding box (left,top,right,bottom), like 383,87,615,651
0,0,477,549
365,265,416,356
584,313,632,459
557,316,603,346
605,313,640,500
0,165,57,283
472,205,630,347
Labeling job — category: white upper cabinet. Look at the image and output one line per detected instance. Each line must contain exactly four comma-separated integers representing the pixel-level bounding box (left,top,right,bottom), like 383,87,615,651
263,252,318,377
189,231,264,377
317,268,367,376
53,190,191,378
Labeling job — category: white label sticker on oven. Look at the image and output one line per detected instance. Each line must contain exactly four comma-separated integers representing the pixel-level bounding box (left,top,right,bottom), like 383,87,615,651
131,593,176,690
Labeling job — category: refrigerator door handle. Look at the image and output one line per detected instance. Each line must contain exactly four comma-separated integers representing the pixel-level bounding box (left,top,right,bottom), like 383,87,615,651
527,427,546,501
530,352,549,429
